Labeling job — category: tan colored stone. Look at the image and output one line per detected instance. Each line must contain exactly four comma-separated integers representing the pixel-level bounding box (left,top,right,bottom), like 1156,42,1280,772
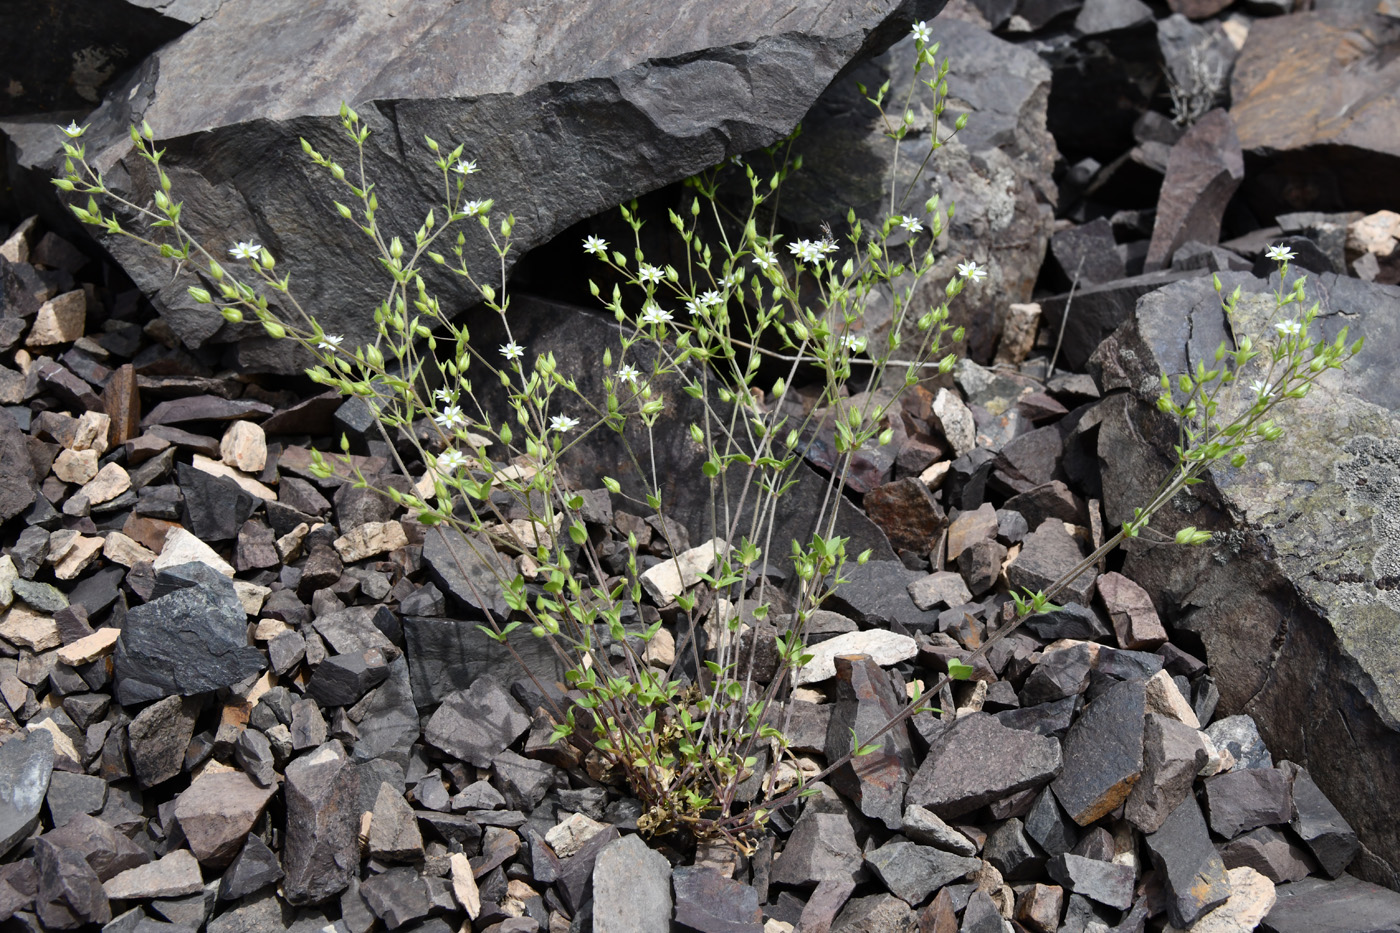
233,580,270,616
994,302,1041,366
450,852,480,920
26,290,87,347
220,420,268,473
71,411,112,454
920,459,951,490
545,812,609,858
57,627,121,666
253,618,290,641
643,626,675,669
103,531,157,568
154,527,235,577
28,719,82,763
0,554,15,610
793,629,918,686
1165,866,1275,932
77,462,132,506
640,538,727,604
190,454,277,501
276,522,311,562
0,216,36,263
1144,669,1201,729
485,515,561,552
0,605,60,651
1349,209,1400,258
52,447,99,484
334,520,409,562
52,534,104,580
932,388,977,457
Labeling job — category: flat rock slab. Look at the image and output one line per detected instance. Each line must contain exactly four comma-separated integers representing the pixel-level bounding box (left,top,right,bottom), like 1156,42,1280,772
103,849,203,900
865,840,979,905
175,771,277,869
1262,873,1400,933
907,712,1062,819
671,865,763,933
1145,793,1231,928
7,0,939,366
0,728,54,858
423,677,530,768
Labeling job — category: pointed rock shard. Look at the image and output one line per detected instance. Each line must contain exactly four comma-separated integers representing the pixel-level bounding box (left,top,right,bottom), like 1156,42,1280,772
1051,677,1146,826
1145,793,1232,928
175,770,277,869
825,654,914,829
1144,109,1244,272
282,745,360,906
907,712,1062,820
0,728,54,858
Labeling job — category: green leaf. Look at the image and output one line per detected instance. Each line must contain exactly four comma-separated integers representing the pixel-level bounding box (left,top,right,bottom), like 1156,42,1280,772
947,659,974,681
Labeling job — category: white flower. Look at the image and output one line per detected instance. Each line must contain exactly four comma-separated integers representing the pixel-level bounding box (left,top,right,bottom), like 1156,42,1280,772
434,387,454,403
816,238,839,255
229,241,262,260
1250,379,1275,399
550,414,580,433
1275,319,1302,338
317,334,344,351
699,289,724,307
60,122,86,138
752,249,777,270
500,341,524,361
453,159,478,175
911,20,932,43
435,449,469,474
434,405,466,429
720,270,744,288
1265,244,1296,262
616,364,640,383
957,260,986,282
583,235,609,256
637,263,665,285
898,215,924,234
788,240,823,264
841,334,867,353
640,303,673,325
685,300,704,317
462,199,489,216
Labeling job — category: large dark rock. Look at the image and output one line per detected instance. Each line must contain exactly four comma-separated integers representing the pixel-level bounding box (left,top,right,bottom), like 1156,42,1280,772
592,835,673,933
0,729,54,858
1144,110,1244,272
113,567,266,706
785,18,1056,364
1051,677,1145,826
1262,873,1400,933
402,615,564,708
0,409,38,521
906,712,1062,819
1231,9,1400,217
1091,268,1400,887
423,677,530,769
1143,787,1232,927
5,0,944,368
825,655,915,830
282,744,361,906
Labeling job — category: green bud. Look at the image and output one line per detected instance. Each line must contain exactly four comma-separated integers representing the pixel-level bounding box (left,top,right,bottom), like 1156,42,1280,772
187,287,212,304
221,307,243,323
263,320,286,339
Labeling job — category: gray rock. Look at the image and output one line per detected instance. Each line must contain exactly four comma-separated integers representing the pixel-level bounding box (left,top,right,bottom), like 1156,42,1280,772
786,18,1055,364
234,729,277,788
825,655,914,829
0,409,38,522
491,750,556,812
306,649,393,708
1285,763,1359,879
555,825,620,914
126,695,199,789
593,835,672,933
906,712,1062,819
995,695,1079,738
1143,793,1231,927
864,839,979,904
1090,268,1400,884
1007,520,1097,606
217,836,283,902
282,745,360,905
206,889,295,933
1020,643,1095,705
901,804,978,856
1021,602,1111,642
34,836,111,929
113,572,265,706
769,807,863,887
822,560,941,631
1204,715,1273,771
960,890,1005,933
985,818,1044,882
830,892,914,932
39,814,149,882
401,615,564,708
1045,853,1135,911
103,850,204,901
1221,827,1315,885
1024,787,1080,858
1125,712,1206,834
43,771,106,829
368,782,424,862
1205,767,1294,840
1261,873,1400,933
424,677,529,768
359,867,429,930
1051,677,1145,826
1144,110,1244,272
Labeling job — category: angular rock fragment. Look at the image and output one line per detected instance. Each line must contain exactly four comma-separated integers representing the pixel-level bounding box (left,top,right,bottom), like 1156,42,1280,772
218,835,283,902
1096,571,1167,649
769,805,863,887
126,695,199,788
1051,677,1145,826
174,770,276,869
902,804,978,856
1045,854,1135,911
907,712,1062,819
424,677,530,768
1125,713,1207,834
103,849,203,900
282,745,360,905
1144,794,1232,928
793,629,917,686
0,728,53,857
1285,764,1359,879
825,654,913,829
1204,767,1293,840
864,839,979,905
1007,520,1097,605
369,782,425,862
1145,110,1244,271
359,866,429,930
40,814,148,882
592,834,673,932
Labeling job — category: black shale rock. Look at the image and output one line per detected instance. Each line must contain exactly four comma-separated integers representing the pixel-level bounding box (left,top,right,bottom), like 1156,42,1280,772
1125,712,1207,834
1262,873,1400,932
906,712,1062,819
176,463,257,543
306,648,394,708
768,797,863,887
126,695,199,789
1051,677,1146,826
34,836,111,929
1024,787,1080,857
593,835,674,933
113,566,265,706
825,655,914,830
424,677,530,768
359,866,429,930
0,409,38,521
282,744,361,906
1046,854,1135,911
1144,793,1231,928
1020,642,1095,705
1006,520,1098,605
218,835,283,902
985,818,1045,881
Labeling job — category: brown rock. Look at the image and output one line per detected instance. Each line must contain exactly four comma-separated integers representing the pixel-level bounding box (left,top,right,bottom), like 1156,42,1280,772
1015,883,1064,933
175,770,277,869
1097,571,1168,649
26,291,86,347
1144,110,1244,272
102,849,203,900
863,478,947,553
103,364,141,447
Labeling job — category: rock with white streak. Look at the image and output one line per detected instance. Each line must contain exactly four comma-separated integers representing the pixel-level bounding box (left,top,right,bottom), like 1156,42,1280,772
221,420,268,473
546,812,609,858
793,629,918,686
640,539,727,605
